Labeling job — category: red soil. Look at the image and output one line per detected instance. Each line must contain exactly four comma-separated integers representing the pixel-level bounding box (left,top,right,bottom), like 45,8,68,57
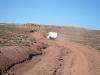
0,32,100,75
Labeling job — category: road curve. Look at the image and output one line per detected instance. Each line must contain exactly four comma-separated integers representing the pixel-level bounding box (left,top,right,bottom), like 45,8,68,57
7,40,100,75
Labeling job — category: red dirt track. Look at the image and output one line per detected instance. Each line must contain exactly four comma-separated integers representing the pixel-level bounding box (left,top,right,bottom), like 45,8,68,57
20,39,100,75
1,32,100,75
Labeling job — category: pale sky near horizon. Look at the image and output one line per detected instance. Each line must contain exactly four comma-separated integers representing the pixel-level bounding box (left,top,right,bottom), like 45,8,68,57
0,0,100,29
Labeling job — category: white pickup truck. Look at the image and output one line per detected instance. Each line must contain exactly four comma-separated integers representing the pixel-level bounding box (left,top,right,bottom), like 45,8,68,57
47,32,58,39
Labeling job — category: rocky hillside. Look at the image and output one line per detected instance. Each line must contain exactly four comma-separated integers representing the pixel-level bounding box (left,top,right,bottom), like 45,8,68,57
0,23,100,50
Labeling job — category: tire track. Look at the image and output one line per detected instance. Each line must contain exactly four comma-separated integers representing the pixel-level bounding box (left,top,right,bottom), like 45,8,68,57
21,46,65,75
71,43,100,75
56,40,90,75
4,39,100,75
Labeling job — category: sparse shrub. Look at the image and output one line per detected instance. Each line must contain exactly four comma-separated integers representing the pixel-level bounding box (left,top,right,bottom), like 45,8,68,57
0,31,36,46
29,30,37,32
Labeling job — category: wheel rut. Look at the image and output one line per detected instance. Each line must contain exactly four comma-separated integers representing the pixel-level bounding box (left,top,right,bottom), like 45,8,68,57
4,40,100,75
21,46,67,75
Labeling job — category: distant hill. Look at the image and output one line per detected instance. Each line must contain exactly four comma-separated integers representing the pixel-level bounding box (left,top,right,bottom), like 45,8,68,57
0,23,100,50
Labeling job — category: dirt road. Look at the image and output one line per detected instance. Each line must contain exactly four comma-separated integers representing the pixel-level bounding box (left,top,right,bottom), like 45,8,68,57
9,39,100,75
